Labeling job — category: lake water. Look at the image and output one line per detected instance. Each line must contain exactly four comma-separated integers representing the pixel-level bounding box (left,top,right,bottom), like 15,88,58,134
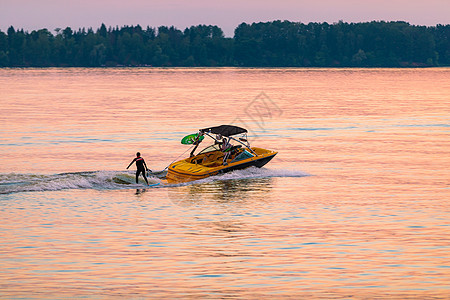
0,68,449,298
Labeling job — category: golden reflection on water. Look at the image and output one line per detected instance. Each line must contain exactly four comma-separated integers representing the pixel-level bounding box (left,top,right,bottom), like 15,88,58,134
0,68,449,298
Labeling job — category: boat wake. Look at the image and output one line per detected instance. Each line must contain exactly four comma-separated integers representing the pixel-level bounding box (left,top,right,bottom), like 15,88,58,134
0,168,309,195
178,167,310,187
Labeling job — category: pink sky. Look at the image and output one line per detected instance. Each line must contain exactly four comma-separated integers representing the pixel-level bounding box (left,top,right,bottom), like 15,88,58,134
1,0,449,36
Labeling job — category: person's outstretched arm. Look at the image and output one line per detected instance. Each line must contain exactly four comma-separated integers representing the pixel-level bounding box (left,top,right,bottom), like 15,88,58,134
126,158,136,169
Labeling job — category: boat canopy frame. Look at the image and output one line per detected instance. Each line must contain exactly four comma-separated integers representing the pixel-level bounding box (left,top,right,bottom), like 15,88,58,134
199,125,247,137
190,125,257,157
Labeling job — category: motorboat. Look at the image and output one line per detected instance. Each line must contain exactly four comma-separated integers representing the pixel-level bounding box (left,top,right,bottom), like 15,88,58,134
166,125,277,183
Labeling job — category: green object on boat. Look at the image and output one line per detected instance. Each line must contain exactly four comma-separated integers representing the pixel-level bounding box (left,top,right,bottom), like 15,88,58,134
181,133,204,145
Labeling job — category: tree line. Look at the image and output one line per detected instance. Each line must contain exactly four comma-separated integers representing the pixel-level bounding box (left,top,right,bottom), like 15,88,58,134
0,21,449,67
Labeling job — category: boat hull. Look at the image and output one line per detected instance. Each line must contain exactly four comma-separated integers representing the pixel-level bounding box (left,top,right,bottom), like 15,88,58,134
166,148,277,183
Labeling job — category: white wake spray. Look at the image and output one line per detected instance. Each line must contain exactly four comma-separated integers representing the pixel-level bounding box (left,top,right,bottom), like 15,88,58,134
0,167,309,195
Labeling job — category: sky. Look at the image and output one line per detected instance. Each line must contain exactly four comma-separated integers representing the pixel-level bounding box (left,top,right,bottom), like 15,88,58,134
1,0,449,36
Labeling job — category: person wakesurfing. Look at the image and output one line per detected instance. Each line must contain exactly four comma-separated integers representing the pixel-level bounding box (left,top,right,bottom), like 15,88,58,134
126,152,151,185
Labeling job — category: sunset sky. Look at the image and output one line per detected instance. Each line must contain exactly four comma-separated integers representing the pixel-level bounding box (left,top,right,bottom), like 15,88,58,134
1,0,449,36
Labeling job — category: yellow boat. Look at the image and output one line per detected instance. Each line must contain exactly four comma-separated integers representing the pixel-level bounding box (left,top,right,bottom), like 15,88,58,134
166,125,277,183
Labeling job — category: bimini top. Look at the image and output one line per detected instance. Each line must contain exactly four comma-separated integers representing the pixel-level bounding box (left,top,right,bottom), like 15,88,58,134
200,125,247,137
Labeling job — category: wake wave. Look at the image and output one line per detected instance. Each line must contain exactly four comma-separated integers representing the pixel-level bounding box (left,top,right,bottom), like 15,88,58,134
0,168,309,195
0,171,130,195
190,167,309,186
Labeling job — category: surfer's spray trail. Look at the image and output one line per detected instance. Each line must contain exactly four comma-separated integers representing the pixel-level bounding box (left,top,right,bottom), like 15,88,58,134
0,168,309,195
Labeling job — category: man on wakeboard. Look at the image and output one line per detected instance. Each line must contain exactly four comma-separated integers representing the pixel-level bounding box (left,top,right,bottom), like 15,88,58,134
126,152,151,185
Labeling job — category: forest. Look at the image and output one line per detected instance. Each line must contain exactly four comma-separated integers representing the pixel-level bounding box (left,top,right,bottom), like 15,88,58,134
0,21,449,67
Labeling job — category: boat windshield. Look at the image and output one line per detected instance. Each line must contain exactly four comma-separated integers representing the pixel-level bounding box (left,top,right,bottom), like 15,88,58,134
198,144,221,155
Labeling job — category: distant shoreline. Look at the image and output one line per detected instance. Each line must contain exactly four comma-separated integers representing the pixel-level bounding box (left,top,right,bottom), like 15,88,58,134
2,66,449,69
1,21,449,68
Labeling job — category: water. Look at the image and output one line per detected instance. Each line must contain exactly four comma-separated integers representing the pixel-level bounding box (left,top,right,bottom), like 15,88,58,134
0,68,449,298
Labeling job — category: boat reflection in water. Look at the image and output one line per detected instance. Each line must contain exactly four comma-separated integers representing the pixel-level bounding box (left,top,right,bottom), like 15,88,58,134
166,125,277,183
167,177,275,208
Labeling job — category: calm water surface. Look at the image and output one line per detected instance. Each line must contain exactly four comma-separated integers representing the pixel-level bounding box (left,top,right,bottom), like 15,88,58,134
0,68,449,298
